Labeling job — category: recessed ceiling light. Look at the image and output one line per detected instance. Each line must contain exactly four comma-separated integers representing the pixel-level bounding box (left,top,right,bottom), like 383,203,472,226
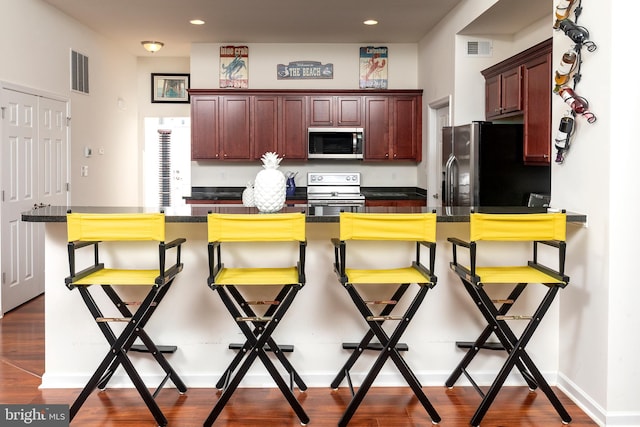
363,19,378,26
190,19,205,25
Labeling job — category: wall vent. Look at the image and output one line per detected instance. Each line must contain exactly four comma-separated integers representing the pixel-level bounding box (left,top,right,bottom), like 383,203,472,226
70,50,89,94
466,41,492,57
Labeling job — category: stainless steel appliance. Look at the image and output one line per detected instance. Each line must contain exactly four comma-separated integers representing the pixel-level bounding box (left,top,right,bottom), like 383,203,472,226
307,172,365,216
308,127,364,159
442,121,550,207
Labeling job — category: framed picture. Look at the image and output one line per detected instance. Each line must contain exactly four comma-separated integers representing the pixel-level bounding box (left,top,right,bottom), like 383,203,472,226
151,73,190,103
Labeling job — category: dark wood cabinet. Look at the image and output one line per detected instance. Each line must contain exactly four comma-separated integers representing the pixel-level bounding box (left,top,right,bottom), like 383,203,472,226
220,96,251,160
523,52,552,165
308,95,361,127
482,39,552,165
252,95,278,160
191,95,220,160
279,96,307,160
484,66,522,119
364,93,422,161
189,89,422,162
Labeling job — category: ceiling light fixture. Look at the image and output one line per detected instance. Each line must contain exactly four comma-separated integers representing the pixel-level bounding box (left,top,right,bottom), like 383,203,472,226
363,19,378,26
190,19,205,25
141,41,164,53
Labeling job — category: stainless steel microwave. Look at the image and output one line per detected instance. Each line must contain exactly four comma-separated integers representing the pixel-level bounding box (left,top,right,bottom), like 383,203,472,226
308,127,364,159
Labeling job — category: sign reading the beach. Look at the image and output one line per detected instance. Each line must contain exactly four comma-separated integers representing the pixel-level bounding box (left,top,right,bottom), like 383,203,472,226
277,61,333,80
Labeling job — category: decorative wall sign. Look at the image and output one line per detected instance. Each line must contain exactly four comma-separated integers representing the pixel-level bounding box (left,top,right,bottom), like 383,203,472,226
359,46,388,89
277,61,333,80
151,73,190,103
220,45,248,88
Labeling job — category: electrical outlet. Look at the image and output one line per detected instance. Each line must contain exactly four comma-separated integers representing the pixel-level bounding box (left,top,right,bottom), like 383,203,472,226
81,166,89,177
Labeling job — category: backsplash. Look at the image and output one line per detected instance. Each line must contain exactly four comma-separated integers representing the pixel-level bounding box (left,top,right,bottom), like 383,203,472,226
191,161,421,187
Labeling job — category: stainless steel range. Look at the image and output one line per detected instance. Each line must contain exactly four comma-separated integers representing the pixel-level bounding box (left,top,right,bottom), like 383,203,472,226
307,172,365,216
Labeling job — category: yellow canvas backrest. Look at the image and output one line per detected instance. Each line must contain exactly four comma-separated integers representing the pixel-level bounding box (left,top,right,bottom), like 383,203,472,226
470,212,566,242
339,212,437,242
67,213,166,242
208,213,306,242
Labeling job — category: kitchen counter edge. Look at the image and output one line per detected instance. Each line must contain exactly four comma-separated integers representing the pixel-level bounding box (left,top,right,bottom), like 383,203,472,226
21,206,587,224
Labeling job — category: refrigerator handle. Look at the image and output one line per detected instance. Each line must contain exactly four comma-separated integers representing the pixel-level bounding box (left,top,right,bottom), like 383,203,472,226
444,155,454,206
450,156,459,206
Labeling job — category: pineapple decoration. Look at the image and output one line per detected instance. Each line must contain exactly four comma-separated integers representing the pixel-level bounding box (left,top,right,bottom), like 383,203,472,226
242,180,255,207
254,152,286,213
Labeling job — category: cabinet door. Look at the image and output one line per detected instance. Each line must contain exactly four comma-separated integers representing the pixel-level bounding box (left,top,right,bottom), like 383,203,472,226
485,74,501,119
279,96,307,160
308,96,333,126
392,96,421,161
336,96,362,126
364,97,390,160
501,66,522,115
191,95,220,160
523,54,551,165
253,96,278,160
219,96,251,160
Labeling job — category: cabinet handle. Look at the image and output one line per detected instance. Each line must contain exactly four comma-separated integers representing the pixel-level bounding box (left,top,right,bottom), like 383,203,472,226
385,153,389,158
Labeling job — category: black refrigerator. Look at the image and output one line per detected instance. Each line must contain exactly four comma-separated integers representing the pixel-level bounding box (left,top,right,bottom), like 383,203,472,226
441,122,550,207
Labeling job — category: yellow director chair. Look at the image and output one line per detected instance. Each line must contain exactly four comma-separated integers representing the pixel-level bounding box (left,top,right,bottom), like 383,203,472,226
65,212,187,427
205,212,309,426
331,212,441,427
446,211,571,426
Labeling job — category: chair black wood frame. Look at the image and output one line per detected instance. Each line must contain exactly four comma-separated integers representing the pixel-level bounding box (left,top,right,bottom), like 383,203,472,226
204,213,309,426
65,212,187,427
446,211,571,427
330,212,441,427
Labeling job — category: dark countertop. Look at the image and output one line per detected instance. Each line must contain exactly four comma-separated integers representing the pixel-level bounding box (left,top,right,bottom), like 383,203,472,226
22,205,587,224
185,186,428,202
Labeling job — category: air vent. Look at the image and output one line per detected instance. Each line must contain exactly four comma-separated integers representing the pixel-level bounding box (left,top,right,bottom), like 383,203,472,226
466,41,492,57
70,50,89,94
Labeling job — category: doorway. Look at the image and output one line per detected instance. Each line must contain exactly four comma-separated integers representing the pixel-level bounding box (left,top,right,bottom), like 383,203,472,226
0,83,69,314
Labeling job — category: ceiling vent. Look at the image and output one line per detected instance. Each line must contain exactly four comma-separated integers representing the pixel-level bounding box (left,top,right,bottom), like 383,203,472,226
70,50,89,94
466,40,492,57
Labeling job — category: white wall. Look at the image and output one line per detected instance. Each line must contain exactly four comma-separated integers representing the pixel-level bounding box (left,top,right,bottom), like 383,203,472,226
0,0,140,206
189,43,421,189
608,1,640,416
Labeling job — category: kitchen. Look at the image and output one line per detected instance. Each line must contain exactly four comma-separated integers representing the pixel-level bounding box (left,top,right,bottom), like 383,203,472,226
1,0,638,426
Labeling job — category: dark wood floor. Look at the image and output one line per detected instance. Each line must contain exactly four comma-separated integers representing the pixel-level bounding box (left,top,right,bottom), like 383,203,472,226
0,295,597,426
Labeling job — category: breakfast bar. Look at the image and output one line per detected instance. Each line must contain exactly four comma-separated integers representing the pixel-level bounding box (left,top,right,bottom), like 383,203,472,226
22,205,586,390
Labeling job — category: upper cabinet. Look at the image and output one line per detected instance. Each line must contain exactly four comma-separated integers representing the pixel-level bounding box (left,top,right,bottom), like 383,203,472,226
189,89,422,162
484,66,522,119
481,39,552,165
308,96,362,127
364,93,422,161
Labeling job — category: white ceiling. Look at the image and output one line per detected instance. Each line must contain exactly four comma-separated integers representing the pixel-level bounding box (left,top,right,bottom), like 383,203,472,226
41,0,551,57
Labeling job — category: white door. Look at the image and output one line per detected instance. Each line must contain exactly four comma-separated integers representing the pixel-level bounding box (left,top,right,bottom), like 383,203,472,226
1,87,68,313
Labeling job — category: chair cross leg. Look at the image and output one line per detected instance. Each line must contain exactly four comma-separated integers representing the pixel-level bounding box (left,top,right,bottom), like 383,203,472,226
330,284,411,389
470,284,572,426
204,284,309,427
95,283,187,393
338,283,440,427
70,286,171,426
215,285,307,392
445,282,538,390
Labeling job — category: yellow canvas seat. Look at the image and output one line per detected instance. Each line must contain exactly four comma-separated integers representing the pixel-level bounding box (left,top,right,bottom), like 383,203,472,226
65,212,186,427
331,212,440,427
204,212,309,426
446,211,571,426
